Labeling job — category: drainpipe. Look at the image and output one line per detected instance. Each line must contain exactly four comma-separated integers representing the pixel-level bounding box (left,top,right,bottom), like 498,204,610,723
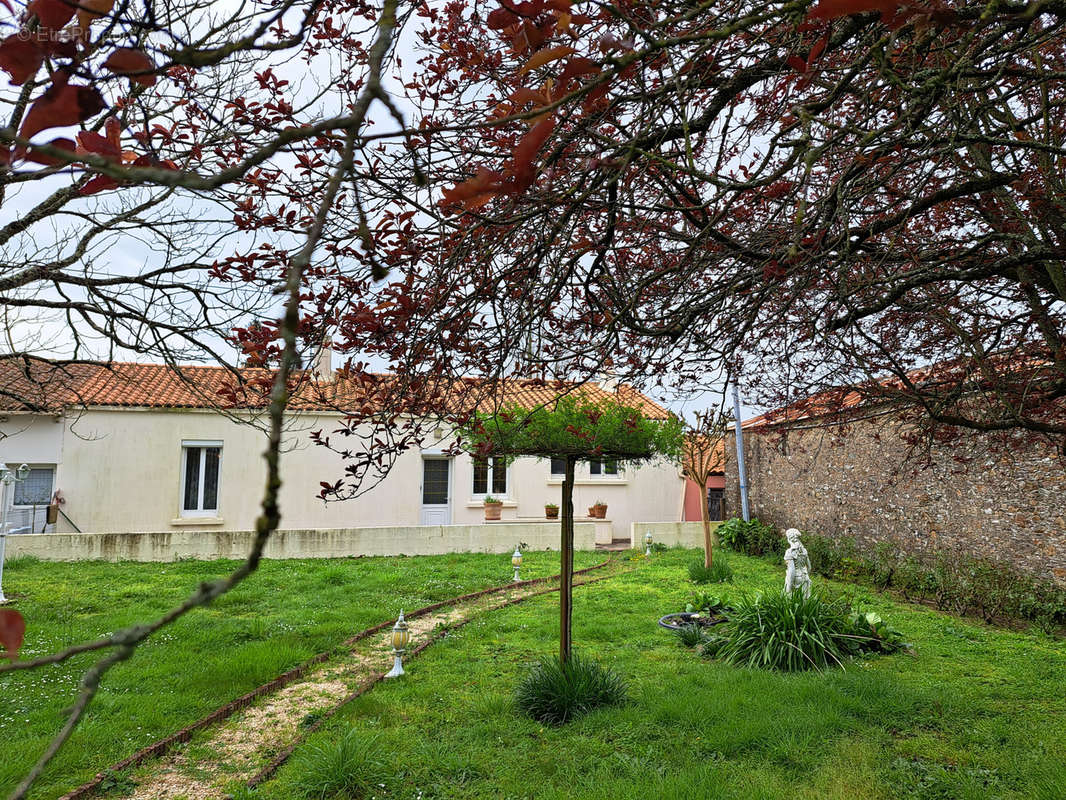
732,384,751,522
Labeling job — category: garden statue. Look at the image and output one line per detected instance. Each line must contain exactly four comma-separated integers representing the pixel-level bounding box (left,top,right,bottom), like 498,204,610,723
783,528,812,598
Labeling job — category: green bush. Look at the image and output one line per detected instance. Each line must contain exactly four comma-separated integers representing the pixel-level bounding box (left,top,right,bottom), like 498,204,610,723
717,517,785,558
291,728,391,799
685,591,727,615
792,528,1065,631
515,654,628,725
804,533,854,578
713,590,907,672
688,555,734,584
674,623,706,648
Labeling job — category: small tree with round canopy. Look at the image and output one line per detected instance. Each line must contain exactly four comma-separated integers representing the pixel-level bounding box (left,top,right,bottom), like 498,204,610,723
459,394,683,663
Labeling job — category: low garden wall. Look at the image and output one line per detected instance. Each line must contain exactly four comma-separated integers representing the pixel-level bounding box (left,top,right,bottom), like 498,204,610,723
630,521,722,549
6,521,598,563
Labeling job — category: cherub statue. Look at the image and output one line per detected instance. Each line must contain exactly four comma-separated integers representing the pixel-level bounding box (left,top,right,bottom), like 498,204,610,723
783,528,812,598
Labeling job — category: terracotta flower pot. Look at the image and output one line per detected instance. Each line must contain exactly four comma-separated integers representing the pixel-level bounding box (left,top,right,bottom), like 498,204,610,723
545,506,559,519
588,506,597,518
484,501,503,521
592,503,608,519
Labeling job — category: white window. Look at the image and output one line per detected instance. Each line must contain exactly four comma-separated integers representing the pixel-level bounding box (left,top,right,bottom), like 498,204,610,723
12,467,55,506
589,458,620,477
181,441,222,517
472,456,508,497
550,457,566,476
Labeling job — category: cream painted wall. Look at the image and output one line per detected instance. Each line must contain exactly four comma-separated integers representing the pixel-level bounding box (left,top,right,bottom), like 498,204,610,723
0,414,64,465
21,407,684,537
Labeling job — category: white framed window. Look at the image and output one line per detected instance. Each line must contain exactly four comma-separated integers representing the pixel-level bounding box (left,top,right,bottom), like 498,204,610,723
180,440,222,517
550,457,566,476
589,458,620,477
12,466,55,506
472,456,508,497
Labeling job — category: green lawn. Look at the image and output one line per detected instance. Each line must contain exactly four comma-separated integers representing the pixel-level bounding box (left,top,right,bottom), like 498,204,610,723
0,550,603,800
252,549,1066,800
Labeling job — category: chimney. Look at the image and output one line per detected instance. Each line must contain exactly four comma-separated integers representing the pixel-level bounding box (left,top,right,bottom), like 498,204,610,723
311,339,333,382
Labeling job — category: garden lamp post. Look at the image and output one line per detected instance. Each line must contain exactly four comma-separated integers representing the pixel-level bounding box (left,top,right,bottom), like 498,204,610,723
512,547,523,582
644,530,653,556
0,462,31,604
385,610,410,678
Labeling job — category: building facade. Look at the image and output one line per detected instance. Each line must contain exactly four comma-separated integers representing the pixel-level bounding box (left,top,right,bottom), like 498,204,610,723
0,361,685,540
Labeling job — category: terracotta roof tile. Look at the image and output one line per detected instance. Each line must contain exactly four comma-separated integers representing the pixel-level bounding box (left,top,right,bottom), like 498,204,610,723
0,358,671,419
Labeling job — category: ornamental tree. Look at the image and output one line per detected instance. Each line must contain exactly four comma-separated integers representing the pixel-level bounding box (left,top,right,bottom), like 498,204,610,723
351,0,1066,452
458,394,683,663
682,410,729,570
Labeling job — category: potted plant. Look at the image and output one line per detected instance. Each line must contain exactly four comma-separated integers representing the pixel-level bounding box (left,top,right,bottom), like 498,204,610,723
545,502,559,519
483,495,503,521
592,500,608,519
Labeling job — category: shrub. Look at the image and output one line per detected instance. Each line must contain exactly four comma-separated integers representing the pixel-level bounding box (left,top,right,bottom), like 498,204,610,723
686,591,727,615
717,517,785,558
785,529,1065,631
688,555,733,584
674,623,706,648
714,590,907,672
292,728,390,799
804,533,854,578
515,653,628,725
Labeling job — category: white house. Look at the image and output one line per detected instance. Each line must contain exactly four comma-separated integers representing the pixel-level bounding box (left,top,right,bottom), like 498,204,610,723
0,356,686,544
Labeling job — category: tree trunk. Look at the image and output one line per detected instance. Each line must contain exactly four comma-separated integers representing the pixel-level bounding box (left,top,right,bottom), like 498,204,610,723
559,456,575,664
700,478,713,569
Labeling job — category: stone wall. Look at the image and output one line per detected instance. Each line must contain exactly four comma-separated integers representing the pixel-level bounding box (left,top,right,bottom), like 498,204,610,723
5,521,599,562
725,417,1066,584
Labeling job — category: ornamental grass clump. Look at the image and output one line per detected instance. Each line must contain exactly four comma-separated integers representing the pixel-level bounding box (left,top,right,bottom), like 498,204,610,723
292,728,391,799
714,590,907,672
688,554,734,584
515,653,628,725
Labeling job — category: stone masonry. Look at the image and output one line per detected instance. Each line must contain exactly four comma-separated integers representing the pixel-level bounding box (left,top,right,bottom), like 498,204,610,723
725,416,1066,585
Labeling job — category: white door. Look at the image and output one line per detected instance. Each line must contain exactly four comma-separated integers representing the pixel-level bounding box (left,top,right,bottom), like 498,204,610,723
420,457,452,525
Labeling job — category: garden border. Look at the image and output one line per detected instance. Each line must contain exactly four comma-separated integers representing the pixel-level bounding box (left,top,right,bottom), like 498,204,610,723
245,567,621,789
58,558,614,800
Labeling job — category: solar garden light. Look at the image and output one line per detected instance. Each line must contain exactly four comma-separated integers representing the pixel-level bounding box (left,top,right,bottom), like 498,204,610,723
0,463,31,604
385,610,410,678
512,546,523,582
644,530,653,556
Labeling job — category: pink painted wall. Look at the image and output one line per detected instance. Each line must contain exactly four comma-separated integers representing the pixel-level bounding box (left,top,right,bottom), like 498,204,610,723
683,474,724,521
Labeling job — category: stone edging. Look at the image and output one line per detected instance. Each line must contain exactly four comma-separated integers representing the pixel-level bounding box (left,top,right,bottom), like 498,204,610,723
58,558,613,800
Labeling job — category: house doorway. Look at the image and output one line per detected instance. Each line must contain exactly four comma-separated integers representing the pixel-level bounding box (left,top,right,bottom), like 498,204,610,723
420,457,452,525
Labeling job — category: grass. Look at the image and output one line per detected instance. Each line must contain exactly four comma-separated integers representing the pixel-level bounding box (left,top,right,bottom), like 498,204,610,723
0,550,602,799
515,653,628,725
688,553,734,584
252,548,1066,800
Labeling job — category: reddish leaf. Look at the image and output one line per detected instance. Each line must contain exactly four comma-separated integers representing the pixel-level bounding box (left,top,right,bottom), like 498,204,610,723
19,73,107,140
26,0,77,28
79,174,120,194
24,136,76,165
0,608,25,660
440,167,505,212
518,45,576,74
76,0,116,39
808,34,828,65
77,129,121,158
487,7,518,29
510,114,556,190
556,56,598,86
102,48,157,86
806,0,898,21
0,36,44,85
787,55,808,73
